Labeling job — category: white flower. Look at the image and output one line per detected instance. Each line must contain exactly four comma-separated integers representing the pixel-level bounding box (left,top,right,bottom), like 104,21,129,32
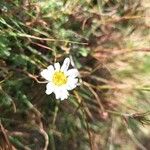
40,58,79,100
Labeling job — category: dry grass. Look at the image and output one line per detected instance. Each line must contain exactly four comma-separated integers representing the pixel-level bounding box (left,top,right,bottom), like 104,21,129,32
0,0,150,149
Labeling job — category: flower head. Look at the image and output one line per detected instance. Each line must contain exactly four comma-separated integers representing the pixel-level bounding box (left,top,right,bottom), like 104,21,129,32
40,58,79,100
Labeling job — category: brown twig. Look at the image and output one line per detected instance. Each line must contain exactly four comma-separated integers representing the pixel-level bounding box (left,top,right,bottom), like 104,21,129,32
31,41,54,51
0,122,15,150
74,91,94,150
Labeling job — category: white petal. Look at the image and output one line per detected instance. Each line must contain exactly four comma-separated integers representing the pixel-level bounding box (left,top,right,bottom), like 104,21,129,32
61,57,70,72
54,63,60,71
66,69,79,78
60,90,69,100
54,88,61,99
45,82,54,95
41,69,51,81
66,77,78,90
47,65,54,73
54,87,69,100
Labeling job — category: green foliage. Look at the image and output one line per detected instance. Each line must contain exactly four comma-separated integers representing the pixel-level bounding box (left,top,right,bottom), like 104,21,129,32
0,36,11,58
0,0,150,149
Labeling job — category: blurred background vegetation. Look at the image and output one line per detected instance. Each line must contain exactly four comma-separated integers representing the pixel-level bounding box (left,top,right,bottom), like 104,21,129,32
0,0,150,150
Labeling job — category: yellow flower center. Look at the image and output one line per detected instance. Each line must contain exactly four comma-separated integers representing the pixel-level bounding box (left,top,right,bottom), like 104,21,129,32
52,71,67,86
